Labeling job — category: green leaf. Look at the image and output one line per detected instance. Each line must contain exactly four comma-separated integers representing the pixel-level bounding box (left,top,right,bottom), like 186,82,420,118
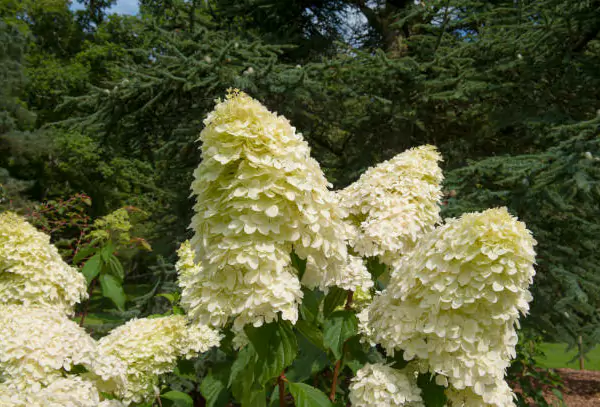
160,391,193,407
323,287,347,318
366,257,387,280
286,334,328,383
107,254,125,282
81,254,102,285
201,369,231,407
73,244,98,264
229,346,257,402
296,319,325,350
99,273,126,311
417,374,447,407
157,292,179,304
288,382,332,407
300,288,323,323
245,320,298,385
174,359,196,381
100,241,115,262
291,251,307,280
323,310,358,360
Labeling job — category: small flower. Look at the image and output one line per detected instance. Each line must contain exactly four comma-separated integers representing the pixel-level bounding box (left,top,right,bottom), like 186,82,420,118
349,363,424,407
0,212,87,314
96,315,221,404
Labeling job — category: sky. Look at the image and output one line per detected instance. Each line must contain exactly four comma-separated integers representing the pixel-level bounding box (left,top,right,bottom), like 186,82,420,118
71,0,139,15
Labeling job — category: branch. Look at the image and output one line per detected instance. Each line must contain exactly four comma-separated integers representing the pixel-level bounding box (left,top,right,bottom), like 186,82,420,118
346,0,383,35
572,23,600,52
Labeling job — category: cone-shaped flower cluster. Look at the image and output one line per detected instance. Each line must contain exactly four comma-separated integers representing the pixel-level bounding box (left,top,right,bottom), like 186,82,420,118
0,212,87,314
0,305,98,391
362,208,536,406
337,145,443,265
188,90,350,329
96,315,222,404
349,363,424,407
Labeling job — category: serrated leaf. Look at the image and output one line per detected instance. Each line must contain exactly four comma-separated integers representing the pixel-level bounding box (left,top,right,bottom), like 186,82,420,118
174,359,196,381
229,346,257,402
296,320,325,350
245,321,298,385
323,310,358,360
201,369,230,407
286,334,328,382
288,382,332,407
323,287,347,318
99,273,126,311
160,391,193,407
81,254,102,285
100,241,115,262
366,257,387,279
73,244,98,264
107,255,125,282
300,288,323,323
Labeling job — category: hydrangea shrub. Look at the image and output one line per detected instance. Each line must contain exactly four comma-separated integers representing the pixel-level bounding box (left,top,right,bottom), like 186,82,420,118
0,92,537,407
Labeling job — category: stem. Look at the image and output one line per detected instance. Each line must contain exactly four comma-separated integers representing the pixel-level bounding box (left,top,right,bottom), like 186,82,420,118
278,371,286,407
330,290,355,402
329,359,342,401
79,278,97,327
156,394,163,407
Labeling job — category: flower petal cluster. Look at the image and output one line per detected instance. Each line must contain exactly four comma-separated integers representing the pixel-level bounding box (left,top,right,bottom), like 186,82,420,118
188,90,350,329
445,381,515,407
0,212,87,314
337,145,443,265
363,208,536,407
96,315,221,404
349,363,424,407
0,376,125,407
0,305,97,391
301,254,373,293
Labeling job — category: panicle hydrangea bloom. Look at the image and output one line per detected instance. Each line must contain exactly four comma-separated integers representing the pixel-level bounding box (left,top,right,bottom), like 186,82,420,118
0,376,125,407
301,253,373,293
188,90,350,329
0,212,87,314
362,208,536,407
445,381,515,407
349,363,424,407
96,315,221,404
337,145,443,265
0,305,97,391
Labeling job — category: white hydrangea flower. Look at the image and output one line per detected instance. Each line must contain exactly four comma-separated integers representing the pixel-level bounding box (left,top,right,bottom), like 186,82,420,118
446,381,516,407
188,90,350,329
0,305,97,391
96,315,221,404
301,254,373,293
337,145,443,265
0,376,105,407
363,208,535,407
0,212,87,314
349,363,424,407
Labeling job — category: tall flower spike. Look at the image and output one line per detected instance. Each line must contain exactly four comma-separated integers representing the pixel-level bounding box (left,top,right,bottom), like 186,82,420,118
96,315,221,405
337,145,443,265
363,208,536,407
0,212,87,314
189,90,349,329
349,363,424,407
0,305,98,391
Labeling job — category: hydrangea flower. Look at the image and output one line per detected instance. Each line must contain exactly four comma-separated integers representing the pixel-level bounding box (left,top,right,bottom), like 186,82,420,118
337,145,443,265
96,315,221,404
445,381,516,407
188,90,350,329
0,376,124,407
349,363,424,407
0,212,87,314
0,305,97,391
301,253,373,293
362,208,535,406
